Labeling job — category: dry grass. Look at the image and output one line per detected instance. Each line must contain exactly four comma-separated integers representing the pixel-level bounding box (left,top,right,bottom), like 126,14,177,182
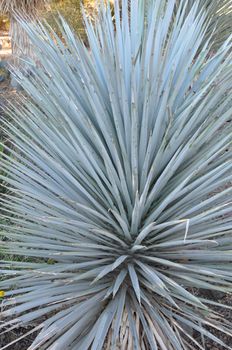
0,0,45,15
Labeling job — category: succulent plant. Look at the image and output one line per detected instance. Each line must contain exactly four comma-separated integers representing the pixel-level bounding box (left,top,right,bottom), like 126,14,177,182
0,0,232,349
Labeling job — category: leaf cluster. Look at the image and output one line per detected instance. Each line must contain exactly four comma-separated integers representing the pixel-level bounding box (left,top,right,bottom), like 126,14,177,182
0,0,232,349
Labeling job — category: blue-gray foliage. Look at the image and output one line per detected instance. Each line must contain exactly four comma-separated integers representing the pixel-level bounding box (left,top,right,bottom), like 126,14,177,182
0,0,232,349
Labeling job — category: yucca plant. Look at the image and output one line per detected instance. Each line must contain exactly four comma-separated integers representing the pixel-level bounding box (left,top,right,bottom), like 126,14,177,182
0,0,232,349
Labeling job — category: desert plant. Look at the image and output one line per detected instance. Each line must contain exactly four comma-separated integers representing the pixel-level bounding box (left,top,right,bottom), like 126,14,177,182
0,0,232,349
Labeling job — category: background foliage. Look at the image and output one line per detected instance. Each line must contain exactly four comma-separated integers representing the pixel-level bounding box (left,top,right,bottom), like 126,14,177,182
0,14,9,31
45,0,85,39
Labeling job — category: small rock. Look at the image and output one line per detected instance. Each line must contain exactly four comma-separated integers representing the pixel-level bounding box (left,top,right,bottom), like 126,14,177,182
210,290,226,300
179,322,194,336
